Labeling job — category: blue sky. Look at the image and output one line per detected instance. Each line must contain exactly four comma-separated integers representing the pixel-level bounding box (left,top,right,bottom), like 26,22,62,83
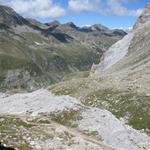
0,0,149,29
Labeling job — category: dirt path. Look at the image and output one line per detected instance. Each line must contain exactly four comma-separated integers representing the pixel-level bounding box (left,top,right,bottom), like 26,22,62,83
18,115,114,150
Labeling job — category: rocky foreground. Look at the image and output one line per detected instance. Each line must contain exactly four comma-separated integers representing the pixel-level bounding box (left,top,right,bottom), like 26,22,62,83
0,89,149,150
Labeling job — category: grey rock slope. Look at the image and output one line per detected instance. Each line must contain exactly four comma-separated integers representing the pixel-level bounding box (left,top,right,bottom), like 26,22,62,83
0,5,125,90
0,89,149,150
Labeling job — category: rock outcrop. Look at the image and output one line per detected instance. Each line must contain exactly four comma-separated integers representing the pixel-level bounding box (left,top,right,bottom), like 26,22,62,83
134,3,150,29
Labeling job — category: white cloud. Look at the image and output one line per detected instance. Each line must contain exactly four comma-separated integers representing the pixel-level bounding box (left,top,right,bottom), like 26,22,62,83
107,0,143,16
68,0,143,17
0,0,144,18
68,0,101,12
1,0,66,18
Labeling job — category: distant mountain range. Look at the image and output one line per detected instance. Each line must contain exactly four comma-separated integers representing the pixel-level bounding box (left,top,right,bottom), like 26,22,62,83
0,5,126,90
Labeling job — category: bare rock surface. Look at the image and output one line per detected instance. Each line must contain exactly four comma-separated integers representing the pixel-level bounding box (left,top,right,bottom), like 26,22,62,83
95,32,134,72
0,89,82,116
77,108,150,150
0,89,149,150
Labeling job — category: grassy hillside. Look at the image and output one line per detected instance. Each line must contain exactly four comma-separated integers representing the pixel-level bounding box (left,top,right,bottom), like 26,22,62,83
0,23,123,90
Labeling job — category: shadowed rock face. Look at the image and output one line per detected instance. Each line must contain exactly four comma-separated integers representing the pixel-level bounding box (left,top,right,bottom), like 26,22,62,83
48,3,150,138
0,5,28,27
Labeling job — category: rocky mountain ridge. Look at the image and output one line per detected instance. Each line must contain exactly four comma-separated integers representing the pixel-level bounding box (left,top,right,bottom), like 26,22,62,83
0,5,126,90
0,5,28,27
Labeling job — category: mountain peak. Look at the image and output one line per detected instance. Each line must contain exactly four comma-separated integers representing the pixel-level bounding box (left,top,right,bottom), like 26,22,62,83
80,24,109,32
0,5,28,27
45,20,60,26
55,22,78,31
64,22,78,28
0,5,14,13
134,3,150,29
91,24,109,31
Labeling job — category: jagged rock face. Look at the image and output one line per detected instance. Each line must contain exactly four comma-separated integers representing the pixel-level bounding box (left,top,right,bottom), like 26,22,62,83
134,3,150,29
26,18,48,29
0,5,28,27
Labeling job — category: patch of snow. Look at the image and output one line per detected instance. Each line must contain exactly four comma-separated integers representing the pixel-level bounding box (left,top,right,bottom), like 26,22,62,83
77,108,150,150
35,42,42,45
95,32,134,73
0,89,82,116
